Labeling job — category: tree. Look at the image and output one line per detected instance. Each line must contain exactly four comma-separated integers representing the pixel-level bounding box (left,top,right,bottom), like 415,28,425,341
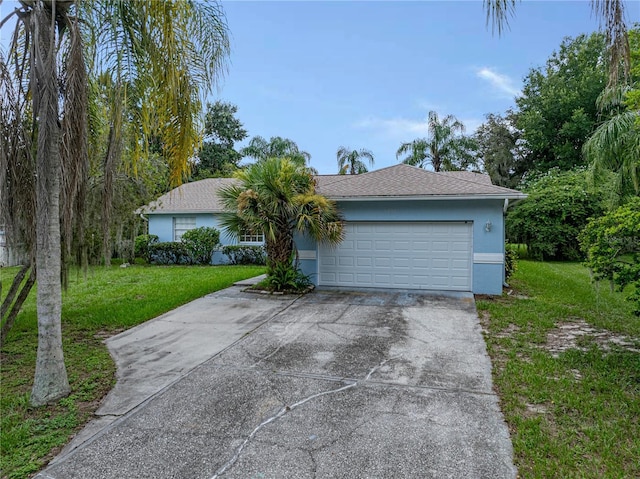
485,0,631,86
336,147,375,175
514,33,608,175
475,112,525,188
506,169,606,261
191,101,248,180
583,26,640,204
396,111,476,172
241,136,312,168
0,0,229,406
580,197,640,315
218,157,343,273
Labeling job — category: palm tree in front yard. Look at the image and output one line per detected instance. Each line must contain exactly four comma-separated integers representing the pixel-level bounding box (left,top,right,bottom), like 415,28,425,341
219,157,344,272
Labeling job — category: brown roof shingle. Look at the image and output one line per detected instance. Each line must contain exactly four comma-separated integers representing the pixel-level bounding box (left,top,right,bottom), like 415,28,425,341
141,165,525,214
315,164,524,199
140,177,238,214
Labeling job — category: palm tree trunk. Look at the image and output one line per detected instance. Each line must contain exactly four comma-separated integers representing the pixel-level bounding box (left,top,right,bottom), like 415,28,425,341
30,1,70,407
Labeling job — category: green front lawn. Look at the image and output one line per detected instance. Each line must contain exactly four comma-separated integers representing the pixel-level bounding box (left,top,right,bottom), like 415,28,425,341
477,261,640,478
0,264,264,479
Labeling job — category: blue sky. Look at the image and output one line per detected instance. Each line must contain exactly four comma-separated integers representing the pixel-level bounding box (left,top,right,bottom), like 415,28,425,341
216,0,639,174
1,1,638,175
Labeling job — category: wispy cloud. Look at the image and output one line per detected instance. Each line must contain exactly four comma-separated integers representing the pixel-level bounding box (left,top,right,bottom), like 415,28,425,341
476,67,521,98
353,116,428,141
354,113,483,139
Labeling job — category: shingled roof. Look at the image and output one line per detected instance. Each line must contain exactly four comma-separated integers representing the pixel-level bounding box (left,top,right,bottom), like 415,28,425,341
140,177,237,214
141,164,525,214
315,164,525,199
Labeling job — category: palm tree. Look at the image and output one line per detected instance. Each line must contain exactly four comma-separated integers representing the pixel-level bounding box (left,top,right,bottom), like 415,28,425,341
583,85,640,204
485,0,630,86
396,111,469,172
0,0,229,406
241,136,312,168
219,157,344,271
336,147,375,175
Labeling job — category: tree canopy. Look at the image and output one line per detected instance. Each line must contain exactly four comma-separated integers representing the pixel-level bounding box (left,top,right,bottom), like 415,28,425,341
474,112,524,189
218,157,343,271
396,111,477,172
0,0,230,406
514,32,608,175
336,147,375,175
241,136,312,169
507,169,606,261
191,101,248,180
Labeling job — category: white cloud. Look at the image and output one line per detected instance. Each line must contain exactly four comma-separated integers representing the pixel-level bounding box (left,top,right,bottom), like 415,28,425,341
355,114,483,138
353,116,428,141
476,67,521,98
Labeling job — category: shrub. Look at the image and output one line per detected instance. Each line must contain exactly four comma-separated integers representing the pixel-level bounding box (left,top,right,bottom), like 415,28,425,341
505,245,518,281
507,169,605,261
580,198,640,315
181,227,221,265
222,245,266,265
134,234,159,262
266,253,312,292
149,242,191,265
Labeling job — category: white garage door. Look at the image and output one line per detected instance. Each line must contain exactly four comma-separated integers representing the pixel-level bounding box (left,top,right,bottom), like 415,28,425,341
318,222,472,291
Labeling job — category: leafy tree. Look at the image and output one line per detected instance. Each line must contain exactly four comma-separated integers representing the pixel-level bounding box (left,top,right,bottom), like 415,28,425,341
514,33,608,175
0,0,229,406
475,112,524,188
507,169,606,261
580,197,640,315
485,0,632,86
336,147,375,175
191,101,248,180
241,136,312,168
396,111,477,172
219,157,343,274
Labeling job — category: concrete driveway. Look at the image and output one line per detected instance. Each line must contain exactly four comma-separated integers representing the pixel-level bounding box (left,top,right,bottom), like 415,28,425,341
37,285,516,479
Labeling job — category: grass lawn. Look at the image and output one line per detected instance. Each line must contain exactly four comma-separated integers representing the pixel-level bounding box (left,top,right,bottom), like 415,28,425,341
0,263,264,479
477,260,640,478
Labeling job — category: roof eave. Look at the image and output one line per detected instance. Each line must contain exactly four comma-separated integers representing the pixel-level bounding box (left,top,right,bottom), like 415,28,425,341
141,209,228,215
327,194,528,201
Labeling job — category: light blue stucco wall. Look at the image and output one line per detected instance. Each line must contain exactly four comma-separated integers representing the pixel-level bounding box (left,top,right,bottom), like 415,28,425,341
147,213,252,264
296,199,506,295
148,198,507,294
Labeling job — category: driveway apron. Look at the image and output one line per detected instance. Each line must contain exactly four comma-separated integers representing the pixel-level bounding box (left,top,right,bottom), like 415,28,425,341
37,288,516,479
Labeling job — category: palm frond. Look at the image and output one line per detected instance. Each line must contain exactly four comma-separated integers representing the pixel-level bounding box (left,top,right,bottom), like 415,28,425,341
483,0,518,36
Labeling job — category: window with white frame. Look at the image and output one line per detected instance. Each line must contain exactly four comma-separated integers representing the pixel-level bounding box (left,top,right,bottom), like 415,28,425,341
173,217,196,241
239,231,264,244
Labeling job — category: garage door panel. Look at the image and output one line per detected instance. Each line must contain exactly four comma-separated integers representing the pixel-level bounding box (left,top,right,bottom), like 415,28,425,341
338,272,355,282
319,222,472,291
321,256,336,266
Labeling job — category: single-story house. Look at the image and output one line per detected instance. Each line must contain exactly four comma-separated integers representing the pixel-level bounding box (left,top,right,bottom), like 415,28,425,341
140,164,526,295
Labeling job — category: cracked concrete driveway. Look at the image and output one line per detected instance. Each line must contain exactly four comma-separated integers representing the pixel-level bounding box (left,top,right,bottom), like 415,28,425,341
37,286,516,479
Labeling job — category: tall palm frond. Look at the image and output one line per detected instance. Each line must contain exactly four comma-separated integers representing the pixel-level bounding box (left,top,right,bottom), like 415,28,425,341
485,0,630,85
396,140,429,168
219,157,343,268
584,109,640,203
336,146,375,175
397,111,471,172
241,135,312,169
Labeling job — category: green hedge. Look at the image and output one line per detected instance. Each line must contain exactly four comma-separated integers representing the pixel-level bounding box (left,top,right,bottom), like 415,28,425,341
221,245,266,265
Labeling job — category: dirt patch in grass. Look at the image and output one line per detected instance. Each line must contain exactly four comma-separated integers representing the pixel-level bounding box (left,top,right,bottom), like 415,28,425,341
544,319,640,357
